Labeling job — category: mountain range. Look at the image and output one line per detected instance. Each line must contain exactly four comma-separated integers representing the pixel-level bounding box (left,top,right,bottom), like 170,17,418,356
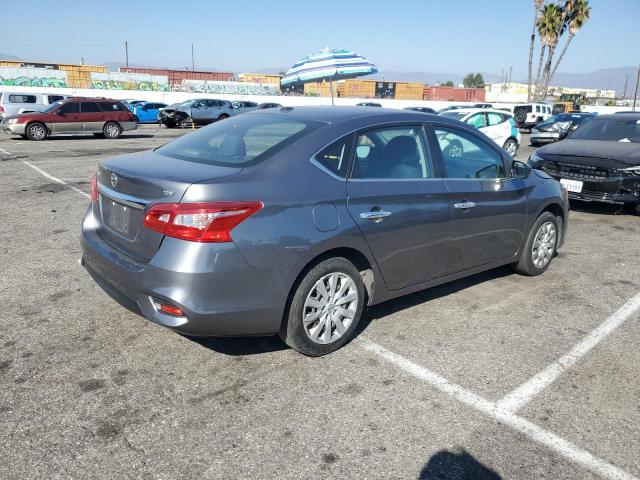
1,53,636,95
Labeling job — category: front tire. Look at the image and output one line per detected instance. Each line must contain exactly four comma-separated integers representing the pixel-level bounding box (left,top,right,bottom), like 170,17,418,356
26,122,48,141
103,121,121,139
280,257,365,356
218,114,229,121
512,212,559,276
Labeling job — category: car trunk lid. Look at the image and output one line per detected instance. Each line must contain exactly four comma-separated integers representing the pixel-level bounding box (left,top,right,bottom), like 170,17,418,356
96,150,242,262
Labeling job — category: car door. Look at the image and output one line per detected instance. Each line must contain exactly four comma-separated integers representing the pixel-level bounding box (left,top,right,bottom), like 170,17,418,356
483,112,508,145
189,100,206,123
51,102,81,133
79,101,105,132
346,124,452,291
429,124,527,273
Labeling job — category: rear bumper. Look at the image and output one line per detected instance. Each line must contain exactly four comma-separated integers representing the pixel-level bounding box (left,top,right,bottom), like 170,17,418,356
120,121,137,132
80,205,290,336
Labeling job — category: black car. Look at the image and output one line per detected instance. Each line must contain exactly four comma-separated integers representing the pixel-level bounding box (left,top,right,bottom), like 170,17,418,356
530,113,596,146
258,102,282,109
355,102,382,107
529,114,640,213
404,106,438,114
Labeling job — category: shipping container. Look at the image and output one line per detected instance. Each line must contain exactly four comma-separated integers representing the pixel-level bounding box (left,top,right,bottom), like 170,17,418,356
0,60,107,88
120,67,234,87
423,86,486,102
238,73,281,86
395,82,424,100
338,79,376,98
304,81,338,97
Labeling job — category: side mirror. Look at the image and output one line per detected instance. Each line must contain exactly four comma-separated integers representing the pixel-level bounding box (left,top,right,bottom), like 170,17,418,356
512,160,531,179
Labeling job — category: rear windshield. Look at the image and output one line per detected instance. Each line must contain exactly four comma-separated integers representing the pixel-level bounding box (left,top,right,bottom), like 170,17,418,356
569,117,640,142
157,113,321,166
440,111,468,121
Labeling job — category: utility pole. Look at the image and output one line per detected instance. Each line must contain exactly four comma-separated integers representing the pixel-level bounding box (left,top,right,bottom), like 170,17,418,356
632,65,640,111
125,41,129,68
622,74,628,99
507,66,513,88
191,43,195,71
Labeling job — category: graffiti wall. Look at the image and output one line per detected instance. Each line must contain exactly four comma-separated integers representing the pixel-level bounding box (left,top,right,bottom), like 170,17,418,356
0,67,68,88
181,80,279,95
90,72,169,91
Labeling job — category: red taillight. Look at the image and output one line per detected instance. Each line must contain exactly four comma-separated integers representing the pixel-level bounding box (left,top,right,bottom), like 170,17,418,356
159,303,183,316
0,106,4,113
143,201,263,243
91,173,99,205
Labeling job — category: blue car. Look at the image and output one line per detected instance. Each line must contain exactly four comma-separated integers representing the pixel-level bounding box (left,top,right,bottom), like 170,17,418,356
132,102,168,123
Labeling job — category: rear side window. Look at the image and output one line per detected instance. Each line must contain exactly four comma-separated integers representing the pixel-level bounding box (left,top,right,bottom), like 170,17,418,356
80,102,102,113
487,112,504,126
313,136,353,178
157,114,319,166
47,95,65,103
9,95,36,104
58,102,80,114
100,102,127,111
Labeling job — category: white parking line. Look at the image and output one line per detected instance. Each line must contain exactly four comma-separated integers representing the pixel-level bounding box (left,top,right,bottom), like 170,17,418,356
20,159,91,200
10,144,639,479
358,338,638,480
497,291,640,413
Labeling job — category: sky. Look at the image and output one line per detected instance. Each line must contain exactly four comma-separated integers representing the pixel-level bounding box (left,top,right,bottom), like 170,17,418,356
1,0,638,79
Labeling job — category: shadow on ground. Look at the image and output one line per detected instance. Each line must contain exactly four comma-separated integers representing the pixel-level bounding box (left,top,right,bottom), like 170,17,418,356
187,334,288,356
419,448,501,480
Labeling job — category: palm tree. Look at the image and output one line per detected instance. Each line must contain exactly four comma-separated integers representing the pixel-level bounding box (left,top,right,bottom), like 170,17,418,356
547,0,591,88
534,3,563,101
527,0,545,102
539,1,572,100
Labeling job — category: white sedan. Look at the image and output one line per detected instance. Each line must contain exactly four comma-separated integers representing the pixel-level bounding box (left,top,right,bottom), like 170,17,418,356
439,108,521,156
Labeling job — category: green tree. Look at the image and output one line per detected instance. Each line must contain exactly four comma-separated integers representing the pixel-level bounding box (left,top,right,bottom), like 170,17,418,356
442,80,454,87
463,73,485,88
527,0,545,101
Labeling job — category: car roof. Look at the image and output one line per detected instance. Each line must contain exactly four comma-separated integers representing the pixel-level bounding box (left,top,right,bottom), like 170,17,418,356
441,108,511,116
243,105,460,126
63,97,122,103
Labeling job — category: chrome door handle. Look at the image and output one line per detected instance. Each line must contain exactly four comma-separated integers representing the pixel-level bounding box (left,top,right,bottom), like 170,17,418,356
453,201,477,210
360,210,391,221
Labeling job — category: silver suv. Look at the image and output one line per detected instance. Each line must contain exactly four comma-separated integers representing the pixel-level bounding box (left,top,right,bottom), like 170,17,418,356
0,92,67,120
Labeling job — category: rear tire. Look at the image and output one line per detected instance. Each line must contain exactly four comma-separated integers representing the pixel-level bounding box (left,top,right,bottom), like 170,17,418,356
218,114,229,121
512,212,559,276
25,122,48,141
503,138,518,157
279,257,365,356
103,122,121,139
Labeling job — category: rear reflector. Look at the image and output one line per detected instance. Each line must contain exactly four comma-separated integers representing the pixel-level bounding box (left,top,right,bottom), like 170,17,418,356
152,299,184,316
143,201,263,243
91,173,98,205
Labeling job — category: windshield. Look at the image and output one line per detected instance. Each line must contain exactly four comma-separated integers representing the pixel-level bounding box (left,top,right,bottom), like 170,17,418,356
569,117,640,142
41,100,64,113
157,113,321,166
440,111,468,121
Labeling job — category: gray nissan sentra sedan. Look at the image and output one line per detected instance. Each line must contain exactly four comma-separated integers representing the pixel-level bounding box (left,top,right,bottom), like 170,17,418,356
81,106,569,356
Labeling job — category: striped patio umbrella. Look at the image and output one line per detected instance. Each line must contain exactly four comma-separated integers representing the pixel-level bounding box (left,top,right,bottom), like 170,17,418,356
281,48,378,104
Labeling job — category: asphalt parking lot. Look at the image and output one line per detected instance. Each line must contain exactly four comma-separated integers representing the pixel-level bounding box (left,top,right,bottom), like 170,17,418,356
1,125,639,480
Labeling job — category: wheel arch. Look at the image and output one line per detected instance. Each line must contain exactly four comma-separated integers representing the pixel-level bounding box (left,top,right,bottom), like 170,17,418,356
280,246,376,333
536,201,567,247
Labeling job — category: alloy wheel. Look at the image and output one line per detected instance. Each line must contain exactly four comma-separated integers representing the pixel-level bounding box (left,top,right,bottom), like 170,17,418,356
302,272,359,345
531,221,556,268
105,123,120,138
28,123,46,140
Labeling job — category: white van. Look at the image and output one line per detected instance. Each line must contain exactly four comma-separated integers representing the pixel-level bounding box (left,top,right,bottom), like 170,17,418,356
0,92,68,120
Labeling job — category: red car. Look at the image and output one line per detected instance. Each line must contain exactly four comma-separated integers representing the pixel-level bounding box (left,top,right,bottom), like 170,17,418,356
0,97,137,140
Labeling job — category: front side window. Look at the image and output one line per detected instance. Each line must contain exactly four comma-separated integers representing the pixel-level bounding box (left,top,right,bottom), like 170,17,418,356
535,105,541,113
157,114,318,166
467,113,486,129
9,94,36,103
352,126,433,179
58,102,80,114
435,127,506,179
